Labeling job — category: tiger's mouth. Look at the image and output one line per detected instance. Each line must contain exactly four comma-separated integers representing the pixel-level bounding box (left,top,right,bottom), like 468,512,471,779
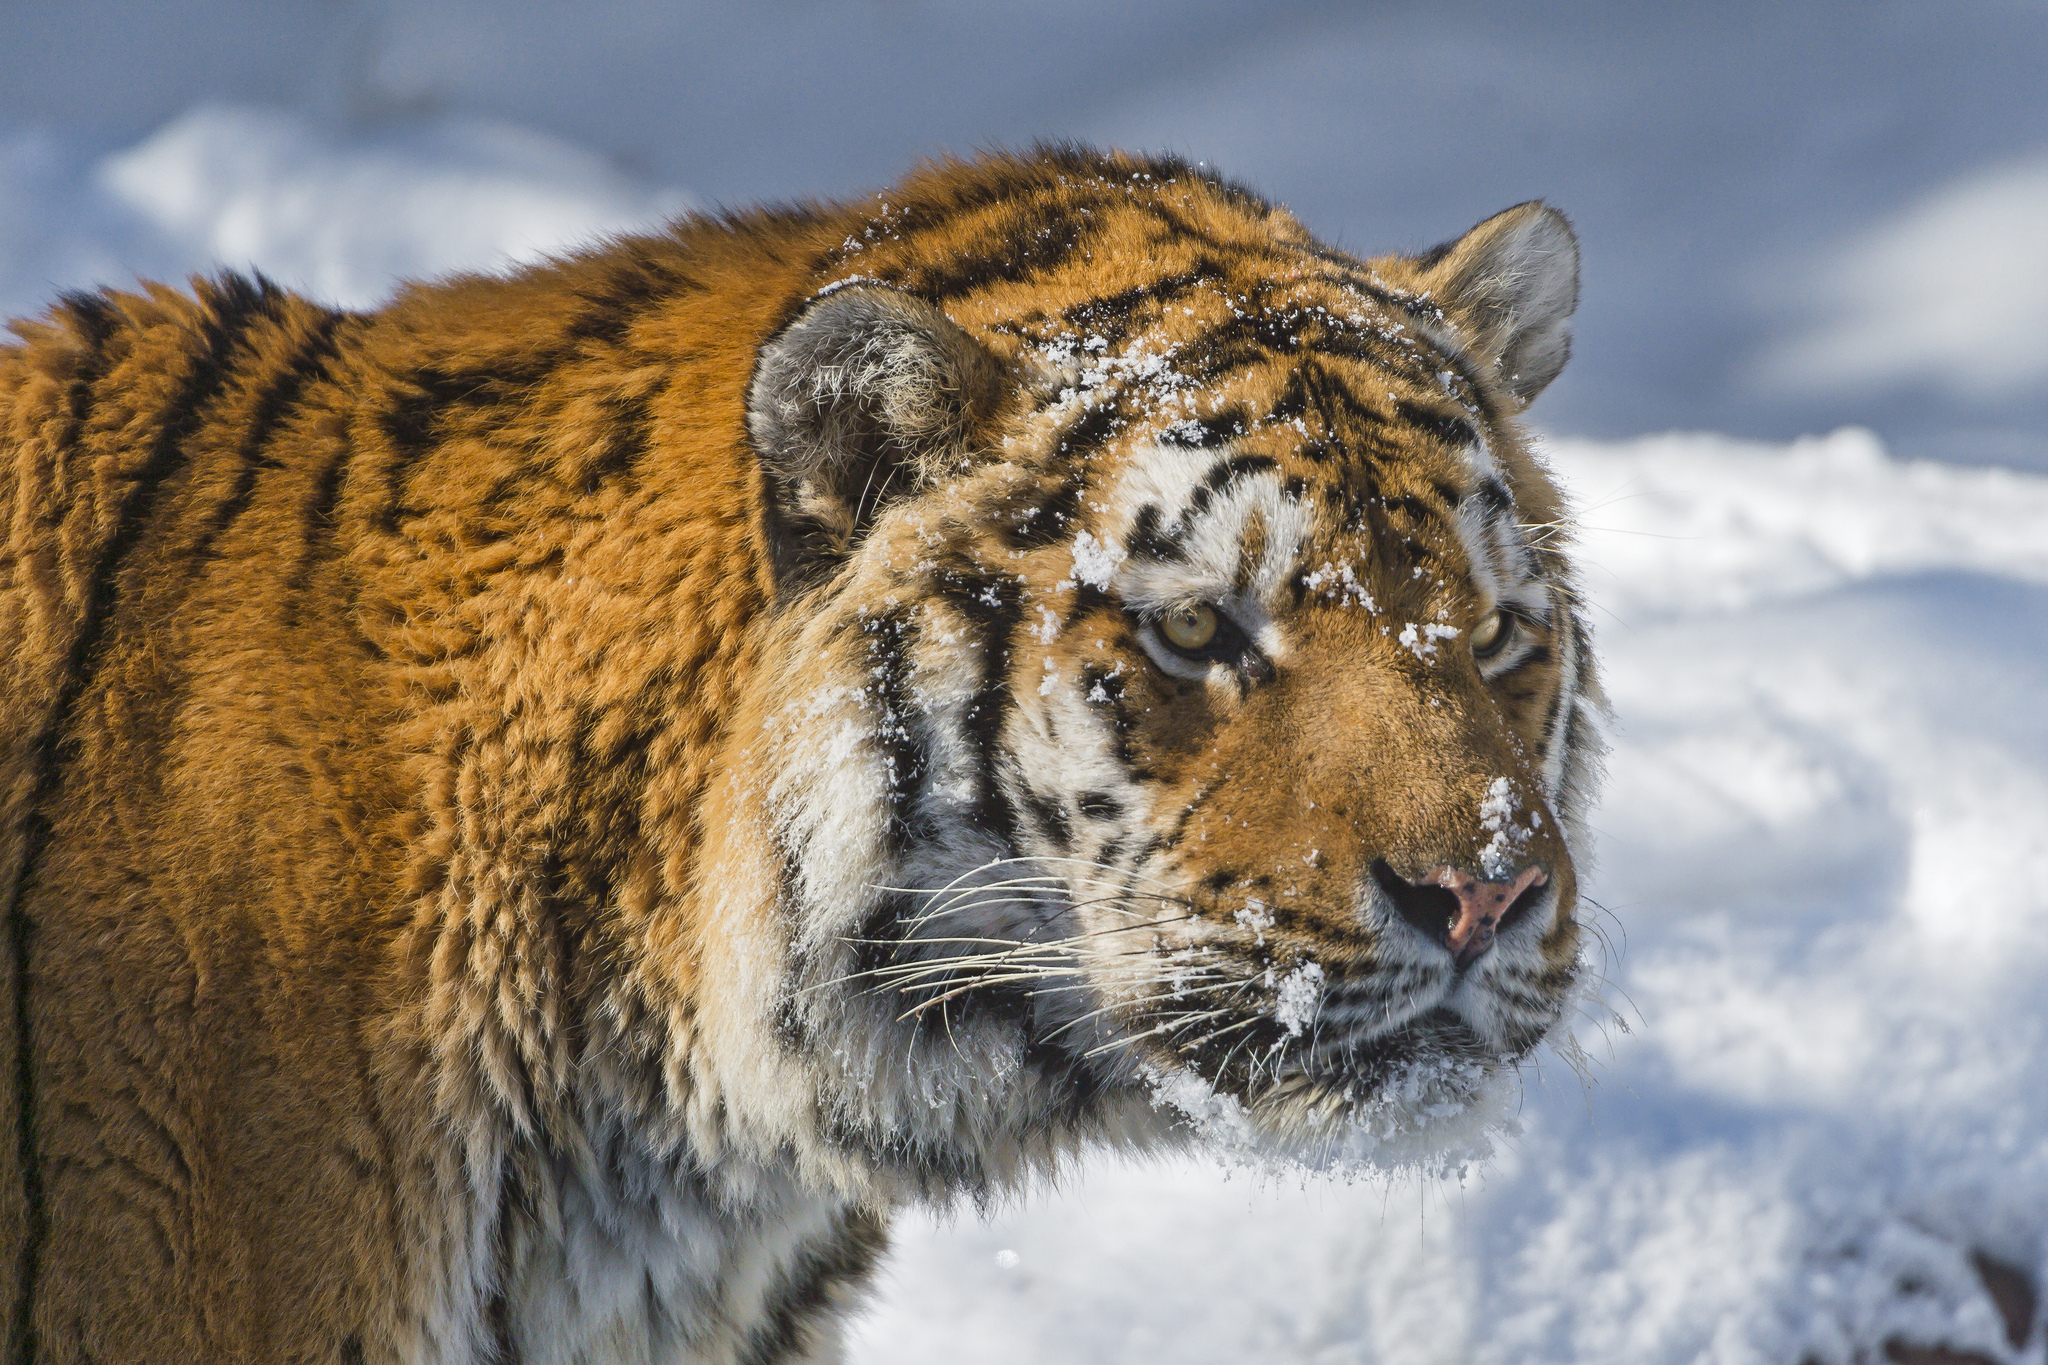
1104,873,1572,1129
1131,1005,1521,1166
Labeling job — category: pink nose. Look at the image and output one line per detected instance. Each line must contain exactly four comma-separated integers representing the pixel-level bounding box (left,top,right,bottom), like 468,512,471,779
1429,865,1549,969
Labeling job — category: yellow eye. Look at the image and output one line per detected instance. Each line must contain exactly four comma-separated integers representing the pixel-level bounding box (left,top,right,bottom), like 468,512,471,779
1160,603,1220,653
1470,609,1507,657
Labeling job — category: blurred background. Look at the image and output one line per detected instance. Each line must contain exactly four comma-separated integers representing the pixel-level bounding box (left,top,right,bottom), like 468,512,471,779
8,5,2048,1362
6,0,2047,465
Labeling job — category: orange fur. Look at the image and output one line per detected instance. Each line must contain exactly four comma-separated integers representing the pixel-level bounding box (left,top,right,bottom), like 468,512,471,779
1,148,1597,1362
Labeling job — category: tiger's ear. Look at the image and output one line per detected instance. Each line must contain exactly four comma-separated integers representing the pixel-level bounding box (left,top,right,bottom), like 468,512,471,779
748,284,1007,593
1413,202,1579,410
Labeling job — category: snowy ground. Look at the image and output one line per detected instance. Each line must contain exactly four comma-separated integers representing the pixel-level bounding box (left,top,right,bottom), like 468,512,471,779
6,5,2045,1360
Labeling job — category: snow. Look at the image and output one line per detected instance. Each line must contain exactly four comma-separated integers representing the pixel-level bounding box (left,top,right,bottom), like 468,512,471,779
6,6,2045,1360
1065,530,1129,592
1475,776,1533,882
1754,155,2048,401
1270,961,1324,1038
1396,620,1459,662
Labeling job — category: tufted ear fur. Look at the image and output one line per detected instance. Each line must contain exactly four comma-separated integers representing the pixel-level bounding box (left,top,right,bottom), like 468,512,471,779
748,284,1008,594
1414,202,1579,410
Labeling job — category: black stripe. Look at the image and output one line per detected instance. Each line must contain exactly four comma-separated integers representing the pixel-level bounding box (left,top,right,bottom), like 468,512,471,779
1053,258,1230,352
362,354,538,537
564,247,702,347
1057,582,1116,635
1155,407,1246,449
279,440,356,626
1264,358,1387,434
4,806,43,1365
1561,699,1591,774
1538,678,1569,766
1172,309,1413,387
1470,478,1512,520
933,568,1024,845
739,1208,888,1365
1052,396,1126,461
876,144,1270,256
1020,1027,1107,1126
1569,611,1592,689
186,309,348,564
1000,474,1083,550
1020,787,1073,852
1125,502,1182,563
1394,400,1477,450
1073,660,1153,782
841,888,918,1003
898,200,1102,301
1176,453,1277,530
1391,494,1437,525
53,291,119,435
576,387,658,494
1076,791,1123,821
6,272,275,1360
6,289,119,1360
375,363,517,458
864,607,930,854
1160,783,1218,854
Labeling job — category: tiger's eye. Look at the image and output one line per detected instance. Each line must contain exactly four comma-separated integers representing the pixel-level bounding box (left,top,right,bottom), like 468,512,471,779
1470,609,1506,656
1161,603,1220,653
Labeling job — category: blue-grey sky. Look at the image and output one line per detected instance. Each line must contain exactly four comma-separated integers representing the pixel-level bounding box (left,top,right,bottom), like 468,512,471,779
6,1,2046,463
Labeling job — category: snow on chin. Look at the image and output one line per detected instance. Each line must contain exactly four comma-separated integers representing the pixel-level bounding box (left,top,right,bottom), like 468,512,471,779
1139,1048,1523,1185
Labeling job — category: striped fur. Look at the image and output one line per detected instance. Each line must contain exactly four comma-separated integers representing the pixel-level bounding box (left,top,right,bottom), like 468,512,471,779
0,147,1599,1363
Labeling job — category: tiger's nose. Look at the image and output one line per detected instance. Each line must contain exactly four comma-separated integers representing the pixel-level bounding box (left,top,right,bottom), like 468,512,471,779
1371,860,1550,969
1432,865,1548,968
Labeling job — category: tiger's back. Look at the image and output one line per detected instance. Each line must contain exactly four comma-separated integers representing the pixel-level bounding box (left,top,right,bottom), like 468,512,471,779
0,229,831,1357
2,148,1599,1362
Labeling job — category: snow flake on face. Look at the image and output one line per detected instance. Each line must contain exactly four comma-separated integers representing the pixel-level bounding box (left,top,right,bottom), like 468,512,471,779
1085,661,1125,705
1398,621,1460,661
1301,561,1376,611
1233,898,1275,945
1272,961,1325,1038
1038,656,1060,696
1034,330,1200,434
1032,604,1062,644
1061,529,1127,592
1476,776,1540,879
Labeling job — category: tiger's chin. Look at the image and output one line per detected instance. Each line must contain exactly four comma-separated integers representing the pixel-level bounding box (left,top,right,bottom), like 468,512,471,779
1122,1005,1552,1177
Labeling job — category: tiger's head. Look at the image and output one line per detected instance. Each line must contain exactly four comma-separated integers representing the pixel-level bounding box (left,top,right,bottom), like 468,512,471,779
708,161,1599,1193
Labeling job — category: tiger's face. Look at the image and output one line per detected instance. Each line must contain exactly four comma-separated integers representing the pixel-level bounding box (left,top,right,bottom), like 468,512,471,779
736,185,1597,1184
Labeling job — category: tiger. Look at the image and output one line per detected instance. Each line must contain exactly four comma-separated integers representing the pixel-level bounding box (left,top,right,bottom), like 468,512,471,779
0,145,1599,1363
